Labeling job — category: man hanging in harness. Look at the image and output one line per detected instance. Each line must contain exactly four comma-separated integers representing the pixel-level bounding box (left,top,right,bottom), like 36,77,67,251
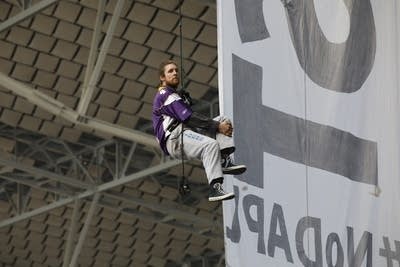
152,60,246,201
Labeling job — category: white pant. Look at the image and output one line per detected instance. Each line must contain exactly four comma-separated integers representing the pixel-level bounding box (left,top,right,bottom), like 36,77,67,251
166,116,234,183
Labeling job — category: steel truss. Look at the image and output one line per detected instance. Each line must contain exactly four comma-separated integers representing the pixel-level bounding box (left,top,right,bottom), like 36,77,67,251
0,123,222,263
0,123,219,226
0,0,224,265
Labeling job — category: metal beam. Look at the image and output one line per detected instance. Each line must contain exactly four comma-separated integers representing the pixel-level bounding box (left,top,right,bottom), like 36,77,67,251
61,142,95,183
78,0,105,115
0,155,91,189
0,0,58,33
0,72,158,148
81,0,105,86
62,199,80,267
16,183,28,214
105,190,219,227
120,142,136,177
100,201,221,239
0,174,73,196
0,173,222,239
69,193,100,267
53,139,115,167
217,254,225,267
0,159,181,228
0,141,216,225
21,138,56,166
77,0,125,116
4,190,18,215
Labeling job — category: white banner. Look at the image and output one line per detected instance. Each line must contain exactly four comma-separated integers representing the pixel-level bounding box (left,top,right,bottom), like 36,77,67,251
218,1,400,266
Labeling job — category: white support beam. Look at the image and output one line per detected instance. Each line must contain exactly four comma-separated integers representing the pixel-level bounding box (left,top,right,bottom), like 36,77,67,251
77,0,125,116
0,159,181,228
105,190,218,227
0,155,91,189
53,139,115,166
0,173,222,239
17,183,23,214
69,193,100,267
81,0,105,90
217,254,225,267
61,142,95,183
62,199,80,267
98,201,221,239
0,72,158,148
0,174,71,196
0,0,59,33
121,142,137,177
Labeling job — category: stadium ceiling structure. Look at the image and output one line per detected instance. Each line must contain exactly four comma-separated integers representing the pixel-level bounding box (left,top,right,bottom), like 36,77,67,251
0,0,226,266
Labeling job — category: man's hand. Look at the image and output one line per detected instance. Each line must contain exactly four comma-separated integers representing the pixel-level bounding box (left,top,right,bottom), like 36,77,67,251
178,90,193,106
218,121,233,137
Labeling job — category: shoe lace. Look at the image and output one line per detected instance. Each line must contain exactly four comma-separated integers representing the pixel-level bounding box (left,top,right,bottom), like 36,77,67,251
213,183,226,194
221,156,233,168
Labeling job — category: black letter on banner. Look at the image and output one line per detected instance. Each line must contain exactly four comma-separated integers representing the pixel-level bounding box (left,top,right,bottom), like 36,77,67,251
281,0,376,92
243,194,265,254
226,186,241,243
232,54,377,188
234,0,269,43
296,216,323,267
326,233,344,267
268,203,293,262
347,227,372,267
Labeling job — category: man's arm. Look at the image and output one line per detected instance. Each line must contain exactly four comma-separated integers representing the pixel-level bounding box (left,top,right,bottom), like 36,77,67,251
157,90,233,136
184,112,219,135
184,112,233,137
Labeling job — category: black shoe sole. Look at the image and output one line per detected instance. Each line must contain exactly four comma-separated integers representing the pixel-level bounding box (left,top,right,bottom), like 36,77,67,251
222,166,247,175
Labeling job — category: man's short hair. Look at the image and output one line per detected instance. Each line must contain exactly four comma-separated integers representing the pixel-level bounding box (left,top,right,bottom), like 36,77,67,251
158,60,178,78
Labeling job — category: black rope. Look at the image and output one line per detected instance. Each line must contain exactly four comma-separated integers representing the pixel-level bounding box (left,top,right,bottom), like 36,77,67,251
177,0,190,196
178,0,185,90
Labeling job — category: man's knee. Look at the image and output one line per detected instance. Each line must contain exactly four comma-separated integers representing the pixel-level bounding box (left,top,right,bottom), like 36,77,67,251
204,139,220,152
214,115,231,124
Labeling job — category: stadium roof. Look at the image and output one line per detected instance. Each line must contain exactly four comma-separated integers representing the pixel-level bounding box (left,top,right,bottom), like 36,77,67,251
0,0,226,266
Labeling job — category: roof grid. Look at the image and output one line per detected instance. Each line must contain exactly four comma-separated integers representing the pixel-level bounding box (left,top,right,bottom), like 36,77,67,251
0,40,15,59
0,0,225,265
0,1,12,21
181,0,207,18
7,26,34,46
127,2,157,25
53,0,82,23
150,9,180,32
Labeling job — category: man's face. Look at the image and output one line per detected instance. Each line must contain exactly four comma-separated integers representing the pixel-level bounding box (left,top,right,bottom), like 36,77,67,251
160,63,179,88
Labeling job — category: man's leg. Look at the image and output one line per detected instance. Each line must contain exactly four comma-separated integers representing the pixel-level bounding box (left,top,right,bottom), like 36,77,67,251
213,117,247,175
166,128,234,201
168,129,222,182
213,115,235,153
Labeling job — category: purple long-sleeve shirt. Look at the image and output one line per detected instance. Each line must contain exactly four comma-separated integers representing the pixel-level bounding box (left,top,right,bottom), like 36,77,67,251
152,86,192,154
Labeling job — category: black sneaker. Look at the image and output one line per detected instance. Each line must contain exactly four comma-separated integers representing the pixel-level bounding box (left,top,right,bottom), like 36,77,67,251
208,182,235,201
221,156,247,175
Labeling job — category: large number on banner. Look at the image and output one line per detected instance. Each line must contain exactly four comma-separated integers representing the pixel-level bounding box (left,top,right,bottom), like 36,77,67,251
232,0,377,188
234,0,376,92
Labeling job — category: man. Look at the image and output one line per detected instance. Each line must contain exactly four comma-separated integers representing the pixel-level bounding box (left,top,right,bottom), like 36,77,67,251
152,60,246,201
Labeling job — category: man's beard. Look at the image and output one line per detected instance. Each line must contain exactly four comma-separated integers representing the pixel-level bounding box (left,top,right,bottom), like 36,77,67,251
167,78,179,88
